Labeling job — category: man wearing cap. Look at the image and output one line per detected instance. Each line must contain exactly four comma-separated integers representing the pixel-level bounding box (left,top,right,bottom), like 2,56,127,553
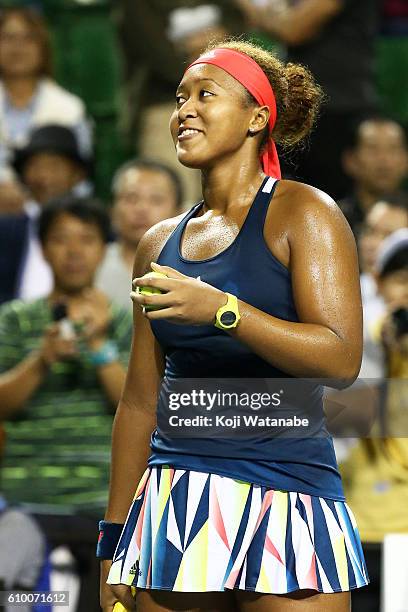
0,124,93,304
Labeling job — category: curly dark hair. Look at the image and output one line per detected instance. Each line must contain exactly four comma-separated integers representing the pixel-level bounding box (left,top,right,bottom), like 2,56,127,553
202,38,325,151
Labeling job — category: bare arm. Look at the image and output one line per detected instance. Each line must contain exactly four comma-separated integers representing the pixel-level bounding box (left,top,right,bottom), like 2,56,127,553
229,186,362,383
0,326,77,419
235,0,343,46
70,289,132,410
103,334,163,523
87,332,128,409
104,231,168,524
0,352,47,419
100,218,184,612
0,336,127,418
94,361,128,410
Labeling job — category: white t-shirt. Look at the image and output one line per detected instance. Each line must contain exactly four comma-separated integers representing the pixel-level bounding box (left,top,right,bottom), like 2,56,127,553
18,202,53,301
360,272,386,379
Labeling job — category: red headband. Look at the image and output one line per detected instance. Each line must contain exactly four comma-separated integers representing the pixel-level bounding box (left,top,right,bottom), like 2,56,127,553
187,48,281,179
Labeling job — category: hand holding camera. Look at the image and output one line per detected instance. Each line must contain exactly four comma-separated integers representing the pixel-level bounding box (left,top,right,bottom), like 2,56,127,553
39,323,78,367
40,291,113,366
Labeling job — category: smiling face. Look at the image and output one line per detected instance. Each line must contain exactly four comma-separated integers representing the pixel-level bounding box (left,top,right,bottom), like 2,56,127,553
169,63,268,170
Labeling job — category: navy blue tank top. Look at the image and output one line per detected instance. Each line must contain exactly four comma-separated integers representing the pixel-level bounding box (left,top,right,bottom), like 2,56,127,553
148,176,344,501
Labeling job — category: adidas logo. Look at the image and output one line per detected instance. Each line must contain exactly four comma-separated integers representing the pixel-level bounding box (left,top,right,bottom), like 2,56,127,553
129,562,142,577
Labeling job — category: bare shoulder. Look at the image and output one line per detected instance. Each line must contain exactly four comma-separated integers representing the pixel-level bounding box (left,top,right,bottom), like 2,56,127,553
132,211,188,277
274,179,354,242
280,179,348,224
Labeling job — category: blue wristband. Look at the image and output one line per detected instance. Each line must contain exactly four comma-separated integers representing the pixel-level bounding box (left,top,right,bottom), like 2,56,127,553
89,341,119,367
96,520,124,560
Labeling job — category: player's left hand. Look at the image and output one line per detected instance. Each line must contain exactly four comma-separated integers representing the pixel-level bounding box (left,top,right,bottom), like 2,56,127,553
131,262,227,326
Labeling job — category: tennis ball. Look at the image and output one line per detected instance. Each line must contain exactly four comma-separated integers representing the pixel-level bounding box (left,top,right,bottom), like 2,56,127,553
136,271,167,311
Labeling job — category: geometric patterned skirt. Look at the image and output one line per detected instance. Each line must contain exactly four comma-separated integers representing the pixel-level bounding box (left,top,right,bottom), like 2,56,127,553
107,466,369,594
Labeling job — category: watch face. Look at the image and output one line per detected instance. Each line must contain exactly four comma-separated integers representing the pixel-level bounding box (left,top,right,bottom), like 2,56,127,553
220,310,237,326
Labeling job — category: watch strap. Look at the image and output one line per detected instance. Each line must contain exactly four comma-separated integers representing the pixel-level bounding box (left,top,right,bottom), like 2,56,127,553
214,293,241,330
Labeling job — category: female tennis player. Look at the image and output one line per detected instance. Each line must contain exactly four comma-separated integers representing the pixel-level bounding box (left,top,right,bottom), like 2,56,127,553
98,39,368,612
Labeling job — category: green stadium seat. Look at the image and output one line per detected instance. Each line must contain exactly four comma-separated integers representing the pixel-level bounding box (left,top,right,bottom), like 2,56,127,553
375,36,408,128
44,1,127,199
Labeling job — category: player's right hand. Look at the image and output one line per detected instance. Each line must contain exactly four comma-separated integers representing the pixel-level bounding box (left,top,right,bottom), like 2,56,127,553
100,560,136,611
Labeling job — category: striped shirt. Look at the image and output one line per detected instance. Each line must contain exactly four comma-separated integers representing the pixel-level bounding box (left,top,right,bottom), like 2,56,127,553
0,298,132,516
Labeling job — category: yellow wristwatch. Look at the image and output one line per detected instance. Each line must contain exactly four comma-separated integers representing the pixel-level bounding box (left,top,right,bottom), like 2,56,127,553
214,293,241,330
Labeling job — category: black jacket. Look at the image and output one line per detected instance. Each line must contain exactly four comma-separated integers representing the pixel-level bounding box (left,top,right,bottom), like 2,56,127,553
0,214,30,304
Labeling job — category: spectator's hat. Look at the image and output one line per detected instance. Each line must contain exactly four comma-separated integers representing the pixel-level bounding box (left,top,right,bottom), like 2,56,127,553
376,228,408,275
13,124,93,176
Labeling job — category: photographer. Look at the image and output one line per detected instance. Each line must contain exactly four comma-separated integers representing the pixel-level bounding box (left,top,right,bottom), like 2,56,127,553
0,195,132,610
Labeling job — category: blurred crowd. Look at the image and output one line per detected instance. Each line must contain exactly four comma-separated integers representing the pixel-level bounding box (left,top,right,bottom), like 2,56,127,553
0,1,407,610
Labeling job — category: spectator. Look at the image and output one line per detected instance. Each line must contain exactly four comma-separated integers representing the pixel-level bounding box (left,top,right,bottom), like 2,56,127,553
0,425,46,612
0,194,132,511
0,124,93,304
359,197,408,281
358,196,408,378
96,158,183,309
340,116,408,238
0,196,132,610
0,8,91,213
340,229,408,612
13,123,92,204
375,229,408,381
234,0,380,199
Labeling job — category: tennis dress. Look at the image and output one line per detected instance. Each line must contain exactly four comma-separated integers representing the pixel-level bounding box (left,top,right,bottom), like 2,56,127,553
107,176,369,594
